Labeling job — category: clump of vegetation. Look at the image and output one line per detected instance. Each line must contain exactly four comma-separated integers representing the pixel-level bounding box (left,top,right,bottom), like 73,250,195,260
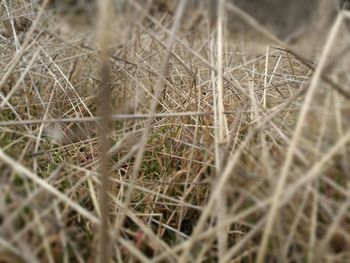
1,0,350,262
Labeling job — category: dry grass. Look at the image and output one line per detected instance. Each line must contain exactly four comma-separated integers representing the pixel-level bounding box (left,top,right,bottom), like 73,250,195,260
1,1,350,262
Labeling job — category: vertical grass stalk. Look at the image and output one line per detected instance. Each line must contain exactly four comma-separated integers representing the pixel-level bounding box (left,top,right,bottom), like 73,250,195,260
96,0,112,262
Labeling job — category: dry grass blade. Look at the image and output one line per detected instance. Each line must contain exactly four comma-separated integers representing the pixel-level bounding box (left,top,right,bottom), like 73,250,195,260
0,111,237,126
96,0,113,262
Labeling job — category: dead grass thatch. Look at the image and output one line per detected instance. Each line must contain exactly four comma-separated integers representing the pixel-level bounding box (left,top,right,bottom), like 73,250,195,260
1,0,350,262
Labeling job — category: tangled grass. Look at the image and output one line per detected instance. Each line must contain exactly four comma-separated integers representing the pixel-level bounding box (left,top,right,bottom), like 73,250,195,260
1,1,350,262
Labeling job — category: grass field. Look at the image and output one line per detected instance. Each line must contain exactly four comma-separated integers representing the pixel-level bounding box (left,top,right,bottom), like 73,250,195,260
1,0,350,262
